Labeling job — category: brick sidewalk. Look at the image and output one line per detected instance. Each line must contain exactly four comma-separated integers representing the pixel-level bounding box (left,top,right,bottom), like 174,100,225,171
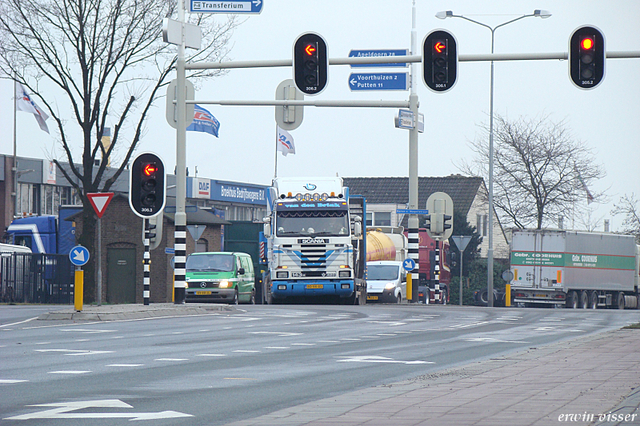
227,329,640,426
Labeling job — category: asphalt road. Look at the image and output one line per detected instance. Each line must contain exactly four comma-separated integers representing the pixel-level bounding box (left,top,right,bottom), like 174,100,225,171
1,304,639,425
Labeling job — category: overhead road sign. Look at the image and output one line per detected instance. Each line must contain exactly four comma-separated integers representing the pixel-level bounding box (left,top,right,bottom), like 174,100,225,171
190,0,263,14
349,49,409,68
349,73,408,91
396,208,429,215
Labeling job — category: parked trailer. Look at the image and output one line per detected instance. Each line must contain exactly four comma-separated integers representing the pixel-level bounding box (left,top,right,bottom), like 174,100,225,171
509,229,640,309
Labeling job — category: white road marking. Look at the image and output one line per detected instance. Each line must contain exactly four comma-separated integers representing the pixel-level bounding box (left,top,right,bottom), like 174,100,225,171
450,321,490,329
155,358,188,361
197,353,226,357
264,346,289,349
0,317,38,328
0,379,28,383
337,356,433,365
3,399,192,420
465,337,529,344
318,340,339,343
35,349,113,356
232,350,260,353
340,338,361,341
48,371,91,374
291,343,315,346
60,328,117,334
248,331,302,337
107,364,143,367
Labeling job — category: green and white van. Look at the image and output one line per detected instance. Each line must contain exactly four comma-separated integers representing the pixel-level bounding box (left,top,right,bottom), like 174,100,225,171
185,252,255,304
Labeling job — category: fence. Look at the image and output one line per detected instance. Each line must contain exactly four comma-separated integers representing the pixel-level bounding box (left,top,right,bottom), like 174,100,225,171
0,252,74,304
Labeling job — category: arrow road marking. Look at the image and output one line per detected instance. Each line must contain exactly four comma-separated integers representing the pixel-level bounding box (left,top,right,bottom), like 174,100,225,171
4,399,193,421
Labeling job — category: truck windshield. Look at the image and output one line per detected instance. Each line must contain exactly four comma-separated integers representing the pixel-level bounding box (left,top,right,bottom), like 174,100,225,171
367,265,400,281
276,210,349,237
186,254,234,272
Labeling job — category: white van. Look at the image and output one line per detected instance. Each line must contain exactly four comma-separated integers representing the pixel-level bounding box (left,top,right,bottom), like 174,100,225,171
366,260,406,303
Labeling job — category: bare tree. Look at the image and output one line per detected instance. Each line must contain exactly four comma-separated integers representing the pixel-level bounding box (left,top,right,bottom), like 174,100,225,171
612,194,640,242
459,114,605,230
0,0,240,302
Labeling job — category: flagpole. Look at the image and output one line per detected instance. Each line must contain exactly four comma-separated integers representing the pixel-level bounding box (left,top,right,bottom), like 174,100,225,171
274,126,278,179
13,79,18,219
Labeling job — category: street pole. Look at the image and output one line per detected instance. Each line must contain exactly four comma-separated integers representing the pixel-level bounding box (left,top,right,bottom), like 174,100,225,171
407,0,420,302
174,0,187,304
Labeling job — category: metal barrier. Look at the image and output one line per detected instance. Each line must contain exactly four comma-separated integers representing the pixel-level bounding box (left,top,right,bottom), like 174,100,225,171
1,253,74,304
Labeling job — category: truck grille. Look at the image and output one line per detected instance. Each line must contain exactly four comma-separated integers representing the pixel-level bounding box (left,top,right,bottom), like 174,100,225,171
299,246,328,268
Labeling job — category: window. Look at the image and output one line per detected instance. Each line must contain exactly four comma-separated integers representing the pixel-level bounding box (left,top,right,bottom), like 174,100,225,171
366,212,373,226
477,214,488,236
374,212,391,226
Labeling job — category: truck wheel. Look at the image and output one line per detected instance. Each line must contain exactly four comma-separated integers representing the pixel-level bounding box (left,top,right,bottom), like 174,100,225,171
580,291,589,309
588,291,598,309
249,290,256,305
396,293,402,304
617,292,625,310
566,291,578,309
230,288,239,305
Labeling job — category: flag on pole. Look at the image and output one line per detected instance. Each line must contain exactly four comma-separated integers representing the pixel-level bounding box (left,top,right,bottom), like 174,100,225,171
576,167,594,204
15,82,50,134
187,104,220,137
277,127,295,156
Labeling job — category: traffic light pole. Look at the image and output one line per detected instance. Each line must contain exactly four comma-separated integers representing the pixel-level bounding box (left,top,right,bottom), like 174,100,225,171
407,0,420,303
174,0,187,304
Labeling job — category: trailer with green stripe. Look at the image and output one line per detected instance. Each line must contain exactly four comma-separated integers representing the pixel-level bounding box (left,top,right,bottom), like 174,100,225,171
509,229,640,309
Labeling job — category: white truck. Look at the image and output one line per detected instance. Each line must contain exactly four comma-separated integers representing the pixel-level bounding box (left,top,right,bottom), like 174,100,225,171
510,229,640,309
262,177,366,304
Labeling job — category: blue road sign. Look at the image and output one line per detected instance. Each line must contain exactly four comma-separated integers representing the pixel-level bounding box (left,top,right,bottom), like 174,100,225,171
349,49,409,68
403,258,416,272
349,73,408,91
190,0,263,14
396,209,429,215
69,245,90,267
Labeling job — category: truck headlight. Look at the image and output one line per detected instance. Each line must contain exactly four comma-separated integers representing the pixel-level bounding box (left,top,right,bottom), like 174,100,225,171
385,282,396,290
276,271,288,278
219,280,230,288
339,270,351,278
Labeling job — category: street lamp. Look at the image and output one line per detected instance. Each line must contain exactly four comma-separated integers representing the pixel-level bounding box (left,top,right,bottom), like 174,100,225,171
436,10,551,307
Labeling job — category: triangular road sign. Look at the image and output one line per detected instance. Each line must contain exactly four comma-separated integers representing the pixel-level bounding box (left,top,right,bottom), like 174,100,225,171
87,192,114,219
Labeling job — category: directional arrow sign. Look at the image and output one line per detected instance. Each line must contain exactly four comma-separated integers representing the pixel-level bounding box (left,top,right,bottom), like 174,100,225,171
403,258,416,272
69,245,90,267
349,73,408,91
349,49,409,68
87,192,114,219
4,399,193,421
190,0,263,13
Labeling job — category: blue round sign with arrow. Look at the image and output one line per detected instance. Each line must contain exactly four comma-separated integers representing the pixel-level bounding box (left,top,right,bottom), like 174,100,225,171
402,258,416,272
69,245,90,267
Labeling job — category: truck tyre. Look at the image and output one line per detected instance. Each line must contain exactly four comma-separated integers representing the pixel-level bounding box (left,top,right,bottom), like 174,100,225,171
396,292,402,304
617,292,625,310
580,291,589,309
589,291,598,309
566,291,578,309
249,290,256,305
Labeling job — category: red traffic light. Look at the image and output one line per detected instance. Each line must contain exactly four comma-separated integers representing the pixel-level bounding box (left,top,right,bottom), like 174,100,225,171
434,41,446,54
304,44,316,56
143,163,158,176
580,37,594,50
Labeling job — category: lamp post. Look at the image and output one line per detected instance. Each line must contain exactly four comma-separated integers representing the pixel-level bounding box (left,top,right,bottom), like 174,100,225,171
436,10,551,307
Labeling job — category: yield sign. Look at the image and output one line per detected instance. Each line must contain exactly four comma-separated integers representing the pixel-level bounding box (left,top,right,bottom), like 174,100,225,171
87,192,114,218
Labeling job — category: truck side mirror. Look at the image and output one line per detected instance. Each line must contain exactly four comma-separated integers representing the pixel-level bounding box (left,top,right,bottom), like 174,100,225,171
238,267,245,275
263,217,271,238
353,215,362,237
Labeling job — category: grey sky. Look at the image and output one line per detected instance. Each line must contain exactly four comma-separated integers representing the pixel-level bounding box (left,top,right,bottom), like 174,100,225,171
2,0,639,231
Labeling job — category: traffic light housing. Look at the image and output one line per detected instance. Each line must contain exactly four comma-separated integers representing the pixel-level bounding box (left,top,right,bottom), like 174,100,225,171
423,29,458,93
569,26,605,89
129,152,166,218
293,33,328,95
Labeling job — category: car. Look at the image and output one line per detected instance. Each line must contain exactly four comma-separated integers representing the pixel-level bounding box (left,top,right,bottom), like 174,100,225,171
366,261,405,303
185,252,255,304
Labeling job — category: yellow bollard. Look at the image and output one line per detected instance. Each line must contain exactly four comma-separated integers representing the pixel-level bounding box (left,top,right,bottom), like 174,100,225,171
406,274,412,302
74,269,84,312
505,284,511,307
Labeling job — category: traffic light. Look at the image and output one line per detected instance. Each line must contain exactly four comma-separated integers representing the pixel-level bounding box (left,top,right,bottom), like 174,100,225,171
423,29,457,92
569,26,605,89
293,33,328,95
129,152,166,218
